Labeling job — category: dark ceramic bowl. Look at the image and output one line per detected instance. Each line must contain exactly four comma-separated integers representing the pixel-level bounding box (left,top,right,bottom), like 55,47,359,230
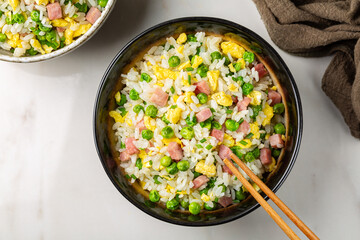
93,17,302,226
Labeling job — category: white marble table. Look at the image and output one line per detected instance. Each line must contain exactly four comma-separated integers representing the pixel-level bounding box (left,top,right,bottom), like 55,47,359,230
1,1,359,239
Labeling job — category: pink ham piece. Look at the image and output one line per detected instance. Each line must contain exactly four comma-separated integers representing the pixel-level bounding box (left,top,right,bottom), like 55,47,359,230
192,175,209,189
194,80,211,95
150,87,169,107
222,165,233,175
196,108,212,122
268,90,282,106
237,97,251,111
47,2,62,20
167,142,183,161
237,120,250,135
211,129,224,142
218,196,233,208
86,7,102,24
56,27,66,33
254,63,268,79
119,151,131,162
125,137,139,155
260,148,272,165
135,120,147,131
231,96,238,104
269,134,284,149
218,145,232,160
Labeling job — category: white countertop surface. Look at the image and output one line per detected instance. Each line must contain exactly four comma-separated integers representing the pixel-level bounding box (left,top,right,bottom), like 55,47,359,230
1,1,359,239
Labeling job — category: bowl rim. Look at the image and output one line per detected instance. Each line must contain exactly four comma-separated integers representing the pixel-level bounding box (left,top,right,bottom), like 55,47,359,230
93,16,303,227
0,0,116,63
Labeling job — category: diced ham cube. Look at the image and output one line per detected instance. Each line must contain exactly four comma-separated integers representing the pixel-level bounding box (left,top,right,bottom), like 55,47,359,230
150,87,169,107
211,129,224,142
167,142,183,161
56,27,66,33
237,120,250,135
268,90,282,106
218,145,232,160
260,148,272,165
218,196,233,208
269,134,284,149
119,151,131,162
135,120,147,131
47,2,62,20
254,63,268,79
125,137,139,155
231,96,238,104
192,175,209,189
86,7,102,24
194,80,211,95
237,97,251,111
196,108,212,122
222,165,233,175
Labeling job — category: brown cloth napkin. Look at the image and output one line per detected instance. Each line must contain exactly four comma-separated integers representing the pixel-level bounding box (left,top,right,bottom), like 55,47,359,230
253,0,360,139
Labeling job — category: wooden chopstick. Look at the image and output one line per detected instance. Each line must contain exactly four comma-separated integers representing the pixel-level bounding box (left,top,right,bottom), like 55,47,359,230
225,152,319,240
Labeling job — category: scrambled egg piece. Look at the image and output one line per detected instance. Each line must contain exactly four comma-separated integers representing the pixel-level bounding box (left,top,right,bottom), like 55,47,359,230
223,134,235,147
176,33,187,44
30,39,45,54
173,94,179,103
43,45,53,54
155,81,164,87
267,157,277,172
166,107,182,124
221,41,245,59
212,91,233,106
51,19,69,28
125,117,133,127
271,86,277,90
7,33,22,48
162,137,183,147
73,23,92,38
178,60,191,71
281,135,286,141
236,139,252,149
262,103,274,126
144,116,156,131
166,184,175,193
265,133,270,140
182,73,192,86
249,123,260,139
201,193,211,202
248,91,262,105
195,160,216,178
238,59,246,69
9,0,20,10
207,70,220,92
252,183,260,192
35,0,49,5
228,84,238,92
152,65,180,80
115,91,121,102
228,63,236,73
184,92,195,104
109,111,126,123
177,45,184,54
138,150,147,160
140,181,146,188
64,28,74,45
191,55,203,68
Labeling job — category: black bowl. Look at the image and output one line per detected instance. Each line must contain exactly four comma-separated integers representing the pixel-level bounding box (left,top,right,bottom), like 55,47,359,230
93,17,302,226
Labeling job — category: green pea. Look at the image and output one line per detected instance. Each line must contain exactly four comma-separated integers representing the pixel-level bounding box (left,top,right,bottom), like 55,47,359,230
168,56,181,67
180,126,195,140
212,121,221,130
166,198,179,210
243,51,255,63
204,202,217,210
189,202,201,215
141,130,153,140
177,160,190,171
75,3,88,12
210,51,222,62
149,190,160,202
272,148,281,158
117,94,127,106
244,152,255,162
185,115,197,127
129,89,140,100
5,15,14,25
133,104,144,114
273,103,285,114
199,119,212,129
161,126,174,139
234,62,242,72
135,158,142,170
230,146,244,159
225,119,240,131
140,73,152,83
274,123,286,135
0,33,7,43
252,148,260,158
187,34,197,42
13,13,25,24
39,23,52,32
197,93,208,104
145,105,158,118
98,0,108,7
166,162,179,175
45,30,56,43
26,47,38,56
232,76,244,86
160,156,172,167
161,115,170,124
196,64,208,78
260,132,266,139
180,199,189,209
235,189,246,201
223,55,230,65
242,83,254,95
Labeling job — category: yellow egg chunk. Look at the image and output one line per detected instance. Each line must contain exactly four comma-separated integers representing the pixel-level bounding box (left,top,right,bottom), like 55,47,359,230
7,33,21,48
138,150,147,160
184,92,195,104
152,65,180,80
271,86,277,90
51,19,69,27
237,58,246,69
223,134,235,147
125,117,133,127
9,0,20,10
176,33,187,44
144,116,156,131
109,111,126,123
248,91,262,105
236,139,252,149
228,63,236,73
30,39,45,54
166,108,182,124
178,60,191,71
228,84,238,92
212,91,233,106
64,28,74,45
177,45,184,54
35,0,49,5
73,23,92,38
191,55,203,68
249,123,260,139
162,137,183,146
173,94,179,103
267,157,277,172
195,160,216,178
207,70,220,92
42,45,53,54
201,193,211,202
221,41,245,59
262,103,274,126
252,183,260,192
115,91,121,102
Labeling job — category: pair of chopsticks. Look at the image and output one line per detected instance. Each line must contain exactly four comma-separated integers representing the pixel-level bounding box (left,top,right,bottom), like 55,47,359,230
224,153,319,240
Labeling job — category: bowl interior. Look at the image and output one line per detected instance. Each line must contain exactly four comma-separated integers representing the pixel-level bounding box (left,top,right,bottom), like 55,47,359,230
94,17,302,226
